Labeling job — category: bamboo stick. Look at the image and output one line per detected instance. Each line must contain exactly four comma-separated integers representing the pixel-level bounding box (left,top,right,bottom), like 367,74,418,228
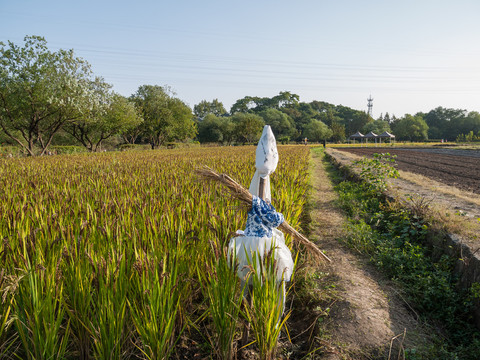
196,167,332,263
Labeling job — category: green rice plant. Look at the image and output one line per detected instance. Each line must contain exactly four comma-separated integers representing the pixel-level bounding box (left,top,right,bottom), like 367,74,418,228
273,148,310,230
197,243,243,359
13,264,70,360
61,249,95,359
0,269,16,356
88,248,131,360
242,247,291,360
129,245,187,360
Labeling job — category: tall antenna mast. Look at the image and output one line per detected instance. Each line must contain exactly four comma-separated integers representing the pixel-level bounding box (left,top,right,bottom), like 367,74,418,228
367,95,373,117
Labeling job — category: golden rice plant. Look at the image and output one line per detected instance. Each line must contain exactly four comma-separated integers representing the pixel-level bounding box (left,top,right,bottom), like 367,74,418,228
0,145,310,358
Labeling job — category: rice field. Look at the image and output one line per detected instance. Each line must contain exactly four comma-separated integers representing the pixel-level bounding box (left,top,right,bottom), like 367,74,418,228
0,145,310,359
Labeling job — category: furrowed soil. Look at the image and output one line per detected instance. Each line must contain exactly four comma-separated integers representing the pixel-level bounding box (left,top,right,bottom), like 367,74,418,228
296,148,431,359
334,147,480,194
331,146,480,250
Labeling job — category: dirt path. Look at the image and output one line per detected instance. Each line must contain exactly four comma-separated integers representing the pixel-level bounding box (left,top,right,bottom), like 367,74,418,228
309,149,428,359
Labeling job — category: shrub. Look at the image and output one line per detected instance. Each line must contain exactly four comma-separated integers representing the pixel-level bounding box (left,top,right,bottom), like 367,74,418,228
50,145,86,154
117,144,150,151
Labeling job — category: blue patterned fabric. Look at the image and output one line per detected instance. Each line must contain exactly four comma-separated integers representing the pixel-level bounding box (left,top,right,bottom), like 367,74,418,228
243,195,284,238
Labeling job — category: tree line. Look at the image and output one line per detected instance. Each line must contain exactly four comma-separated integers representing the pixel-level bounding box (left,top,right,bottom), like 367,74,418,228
190,98,480,145
0,36,197,156
2,36,479,156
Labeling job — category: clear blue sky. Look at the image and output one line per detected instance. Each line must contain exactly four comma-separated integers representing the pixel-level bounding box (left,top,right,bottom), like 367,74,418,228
1,0,479,118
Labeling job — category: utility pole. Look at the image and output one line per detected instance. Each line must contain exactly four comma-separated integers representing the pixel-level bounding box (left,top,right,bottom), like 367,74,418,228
367,95,373,117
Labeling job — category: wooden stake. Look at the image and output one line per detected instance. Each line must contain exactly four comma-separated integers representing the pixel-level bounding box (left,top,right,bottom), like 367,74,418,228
258,177,265,201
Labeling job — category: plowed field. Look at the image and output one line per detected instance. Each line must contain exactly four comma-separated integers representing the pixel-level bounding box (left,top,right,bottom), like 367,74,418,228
335,147,480,194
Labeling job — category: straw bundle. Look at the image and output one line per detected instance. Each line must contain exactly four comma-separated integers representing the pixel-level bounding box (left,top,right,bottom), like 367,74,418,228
196,167,332,263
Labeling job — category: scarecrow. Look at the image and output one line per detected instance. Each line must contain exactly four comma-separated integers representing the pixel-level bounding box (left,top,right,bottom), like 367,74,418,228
196,126,330,263
197,125,331,344
227,126,293,306
227,125,295,349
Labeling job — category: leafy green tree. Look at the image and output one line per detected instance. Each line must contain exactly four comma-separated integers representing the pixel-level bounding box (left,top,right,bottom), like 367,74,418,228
131,85,169,148
0,128,13,145
354,111,371,130
230,96,258,114
362,119,391,135
270,91,299,109
423,107,466,140
383,112,392,123
281,102,317,139
280,106,301,124
391,114,429,141
259,108,296,139
220,117,236,145
303,119,332,142
193,99,227,119
197,114,224,143
448,111,480,141
197,114,236,144
231,112,264,144
64,93,142,151
464,131,476,142
330,121,346,142
121,120,144,145
309,100,335,114
309,102,370,135
317,109,343,128
229,94,373,143
335,105,359,127
0,36,104,156
230,91,299,114
168,97,197,142
130,85,196,148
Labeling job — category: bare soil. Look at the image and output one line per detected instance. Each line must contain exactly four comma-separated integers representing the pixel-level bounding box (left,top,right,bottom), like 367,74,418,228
330,147,480,251
335,147,480,194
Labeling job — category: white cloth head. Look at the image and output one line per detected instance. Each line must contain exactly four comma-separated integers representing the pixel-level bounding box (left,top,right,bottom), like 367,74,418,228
249,125,278,202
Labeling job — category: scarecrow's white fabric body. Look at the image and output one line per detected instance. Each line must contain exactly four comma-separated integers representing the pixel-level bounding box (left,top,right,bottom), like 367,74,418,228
228,125,294,284
228,196,294,283
248,124,278,203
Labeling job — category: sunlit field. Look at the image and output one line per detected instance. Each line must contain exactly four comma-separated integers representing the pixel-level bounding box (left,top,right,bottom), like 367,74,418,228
0,145,310,359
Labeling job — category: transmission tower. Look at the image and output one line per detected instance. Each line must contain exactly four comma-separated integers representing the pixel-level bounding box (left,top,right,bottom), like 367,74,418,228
367,95,373,117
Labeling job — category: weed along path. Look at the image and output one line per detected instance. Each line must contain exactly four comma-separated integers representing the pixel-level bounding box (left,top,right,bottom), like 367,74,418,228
308,148,427,359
